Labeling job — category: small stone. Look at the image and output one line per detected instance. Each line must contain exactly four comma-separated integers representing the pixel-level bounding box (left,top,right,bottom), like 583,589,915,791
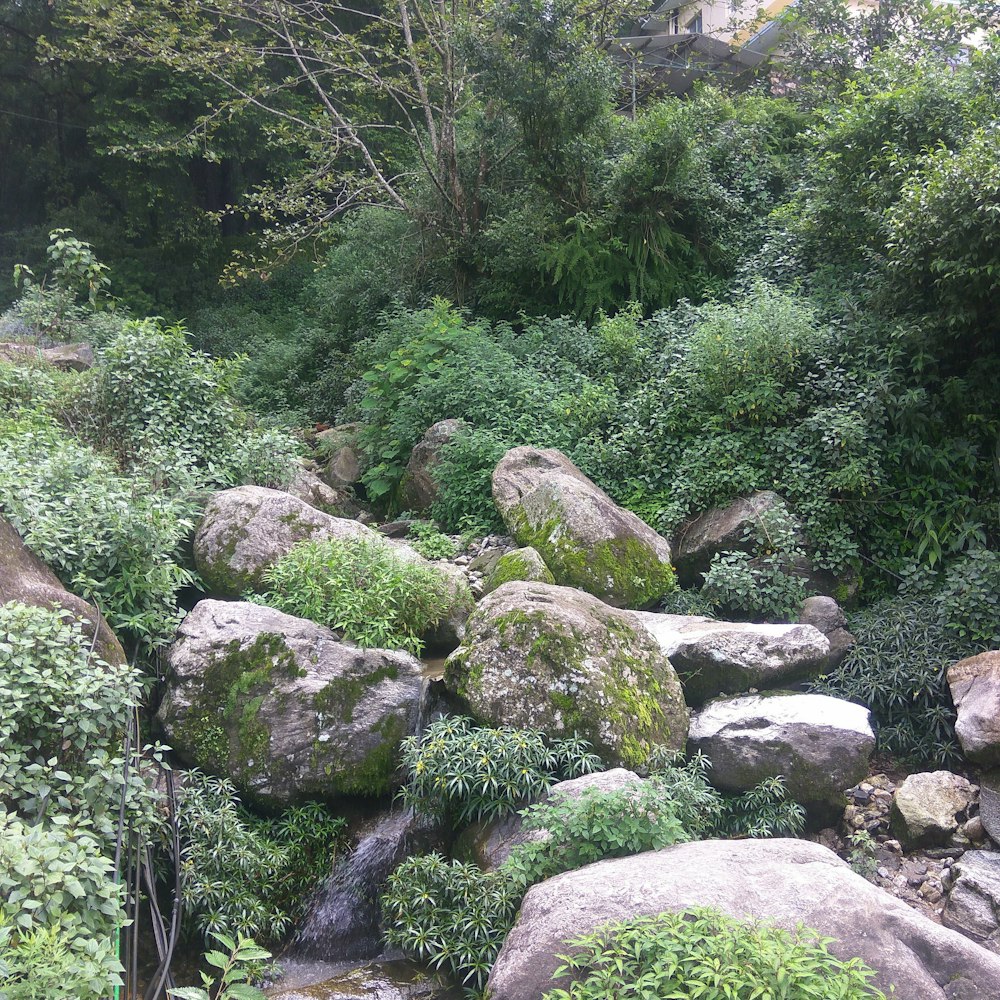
884,839,902,853
966,815,986,842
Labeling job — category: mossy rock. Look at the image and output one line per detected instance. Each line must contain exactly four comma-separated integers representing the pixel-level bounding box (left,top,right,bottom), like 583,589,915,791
444,581,689,768
158,599,425,806
492,447,675,609
482,546,555,596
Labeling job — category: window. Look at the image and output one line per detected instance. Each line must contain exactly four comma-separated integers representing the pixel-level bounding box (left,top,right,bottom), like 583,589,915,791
669,10,680,33
686,10,703,32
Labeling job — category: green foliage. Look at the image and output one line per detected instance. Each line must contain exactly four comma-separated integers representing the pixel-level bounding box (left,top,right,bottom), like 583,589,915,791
382,855,523,991
0,603,162,847
399,716,603,826
847,829,880,883
504,783,695,887
702,501,812,620
173,771,346,945
0,817,125,999
543,909,886,1000
167,932,270,1000
0,415,197,648
255,536,459,656
938,549,1000,646
404,521,458,561
429,429,510,534
713,775,807,840
814,589,990,765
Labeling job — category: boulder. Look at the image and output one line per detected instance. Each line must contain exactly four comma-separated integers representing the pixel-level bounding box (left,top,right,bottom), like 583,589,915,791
890,771,977,850
630,611,830,705
158,600,424,805
943,850,1000,953
948,651,1000,766
798,596,854,668
492,447,674,609
487,838,1000,1000
41,342,95,371
194,485,369,594
317,422,367,490
284,464,358,518
687,693,874,818
0,515,125,665
444,582,688,768
399,419,466,513
672,491,785,586
456,769,645,870
482,546,554,596
192,487,470,645
981,769,1000,844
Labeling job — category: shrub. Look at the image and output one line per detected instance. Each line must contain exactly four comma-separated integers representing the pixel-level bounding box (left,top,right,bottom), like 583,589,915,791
404,520,458,561
0,816,125,999
167,933,271,1000
173,771,346,945
0,415,197,649
543,909,886,1000
382,855,523,990
813,590,986,765
254,536,460,656
399,716,603,825
429,428,510,534
0,602,163,845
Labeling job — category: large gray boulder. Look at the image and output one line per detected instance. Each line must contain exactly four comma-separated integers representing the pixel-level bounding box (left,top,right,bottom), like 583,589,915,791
158,600,424,805
399,419,466,513
492,447,674,609
943,850,1000,953
444,582,688,768
798,596,855,668
890,771,977,850
672,491,785,586
481,546,555,596
948,651,1000,766
488,838,1000,1000
0,515,125,665
285,464,359,519
687,693,874,818
194,485,370,594
630,611,831,705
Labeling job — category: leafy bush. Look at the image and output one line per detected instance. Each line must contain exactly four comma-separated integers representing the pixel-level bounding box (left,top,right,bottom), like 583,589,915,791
701,500,812,620
404,520,458,561
173,771,346,945
167,933,270,1000
0,415,197,648
0,602,163,844
813,590,988,764
0,816,125,999
429,428,510,534
382,855,523,990
543,909,886,1000
399,716,603,825
255,536,460,656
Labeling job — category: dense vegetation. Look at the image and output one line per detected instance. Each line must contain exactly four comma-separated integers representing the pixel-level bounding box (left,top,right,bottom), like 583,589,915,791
1,0,998,996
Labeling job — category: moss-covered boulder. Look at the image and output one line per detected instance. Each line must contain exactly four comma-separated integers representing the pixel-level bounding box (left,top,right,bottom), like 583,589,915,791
0,514,125,665
492,447,674,609
688,692,875,821
158,600,425,806
482,546,554,596
444,582,688,767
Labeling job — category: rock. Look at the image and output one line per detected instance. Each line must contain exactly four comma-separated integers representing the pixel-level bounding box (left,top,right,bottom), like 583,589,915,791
399,419,466,513
270,959,458,1000
487,838,1000,1000
891,771,976,850
980,769,1000,844
317,422,367,490
0,515,126,665
492,447,674,609
444,582,689,768
194,485,370,594
41,342,95,371
192,487,470,644
948,651,1000,766
285,465,358,518
687,693,874,818
943,850,1000,953
157,600,424,805
630,612,831,705
482,546,554,596
798,596,854,668
672,491,785,586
